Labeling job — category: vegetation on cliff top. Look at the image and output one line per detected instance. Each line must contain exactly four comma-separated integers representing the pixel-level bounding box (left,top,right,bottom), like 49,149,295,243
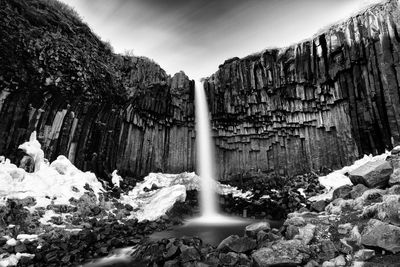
0,0,168,106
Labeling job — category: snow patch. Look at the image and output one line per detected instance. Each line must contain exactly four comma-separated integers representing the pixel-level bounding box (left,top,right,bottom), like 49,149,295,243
120,172,252,221
310,152,390,201
0,132,105,208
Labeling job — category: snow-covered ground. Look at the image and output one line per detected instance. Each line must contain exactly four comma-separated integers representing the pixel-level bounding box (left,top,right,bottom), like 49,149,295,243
0,132,251,222
310,151,390,201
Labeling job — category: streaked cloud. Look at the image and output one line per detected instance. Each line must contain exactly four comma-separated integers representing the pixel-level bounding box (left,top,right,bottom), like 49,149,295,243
59,0,385,79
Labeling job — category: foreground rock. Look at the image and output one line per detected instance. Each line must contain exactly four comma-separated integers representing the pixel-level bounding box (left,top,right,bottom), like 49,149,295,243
361,219,400,253
349,159,393,188
252,240,310,266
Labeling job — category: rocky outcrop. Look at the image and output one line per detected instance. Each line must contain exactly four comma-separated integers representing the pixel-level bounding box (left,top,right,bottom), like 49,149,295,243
204,0,400,179
0,0,195,179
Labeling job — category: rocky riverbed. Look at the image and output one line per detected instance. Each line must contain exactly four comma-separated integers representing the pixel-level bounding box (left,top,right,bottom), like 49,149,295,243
1,138,400,266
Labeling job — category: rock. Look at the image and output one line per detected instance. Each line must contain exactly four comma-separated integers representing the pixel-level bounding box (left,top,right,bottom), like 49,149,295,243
217,235,256,253
388,184,400,195
322,261,336,267
180,246,201,263
391,146,400,155
164,259,180,267
389,169,400,185
251,240,310,266
362,195,400,226
256,230,268,242
354,249,375,261
294,223,316,245
284,216,306,227
304,260,319,267
361,219,400,253
332,255,346,266
219,252,238,266
333,185,353,200
237,253,252,266
14,243,27,253
245,222,270,237
204,252,219,266
349,160,393,188
319,240,337,261
285,225,299,240
310,200,326,212
337,239,353,255
338,223,352,235
350,184,369,199
164,244,179,259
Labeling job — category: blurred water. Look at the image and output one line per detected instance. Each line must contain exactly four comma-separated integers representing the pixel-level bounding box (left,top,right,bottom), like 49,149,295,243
195,80,219,218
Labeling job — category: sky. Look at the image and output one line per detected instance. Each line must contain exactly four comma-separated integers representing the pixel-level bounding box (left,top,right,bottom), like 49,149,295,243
59,0,384,80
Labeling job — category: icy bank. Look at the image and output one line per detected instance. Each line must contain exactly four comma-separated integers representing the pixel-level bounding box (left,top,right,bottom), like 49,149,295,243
120,172,252,221
0,132,104,208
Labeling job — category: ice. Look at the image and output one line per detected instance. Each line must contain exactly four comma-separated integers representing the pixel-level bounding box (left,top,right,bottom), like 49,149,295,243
111,170,123,188
120,172,252,221
6,238,17,246
0,132,105,208
16,234,39,242
135,185,187,221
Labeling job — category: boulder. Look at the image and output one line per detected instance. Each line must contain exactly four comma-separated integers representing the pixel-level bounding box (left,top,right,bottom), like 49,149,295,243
361,219,400,253
180,246,201,263
319,240,337,261
310,200,326,212
294,224,316,245
285,225,300,240
389,169,400,186
333,185,353,200
354,249,375,261
245,222,270,238
219,252,238,266
350,184,369,199
284,216,306,227
217,235,256,253
362,195,400,226
349,159,393,188
251,240,310,266
338,223,352,235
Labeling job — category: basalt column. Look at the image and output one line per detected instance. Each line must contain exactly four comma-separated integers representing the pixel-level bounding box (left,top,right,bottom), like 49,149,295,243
204,0,400,180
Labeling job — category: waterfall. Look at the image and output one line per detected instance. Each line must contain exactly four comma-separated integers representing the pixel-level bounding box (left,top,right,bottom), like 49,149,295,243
195,80,219,218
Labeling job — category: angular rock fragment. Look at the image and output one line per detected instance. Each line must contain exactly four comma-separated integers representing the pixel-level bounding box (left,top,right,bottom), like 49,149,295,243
349,160,393,188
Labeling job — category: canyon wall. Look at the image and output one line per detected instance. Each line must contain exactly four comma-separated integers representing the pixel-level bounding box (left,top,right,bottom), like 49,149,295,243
204,0,400,179
0,0,195,179
1,0,400,181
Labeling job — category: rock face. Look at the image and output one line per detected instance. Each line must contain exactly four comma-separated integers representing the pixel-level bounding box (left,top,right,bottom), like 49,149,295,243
204,0,400,179
2,0,400,181
0,0,195,179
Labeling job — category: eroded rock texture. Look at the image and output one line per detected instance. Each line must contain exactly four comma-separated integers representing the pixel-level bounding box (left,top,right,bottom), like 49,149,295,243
204,0,400,179
0,0,195,179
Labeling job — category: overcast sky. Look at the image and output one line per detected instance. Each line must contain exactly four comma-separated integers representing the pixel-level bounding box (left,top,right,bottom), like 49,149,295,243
59,0,383,80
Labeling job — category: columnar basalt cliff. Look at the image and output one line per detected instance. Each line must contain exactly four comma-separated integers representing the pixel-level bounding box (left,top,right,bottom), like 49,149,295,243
0,0,195,179
204,0,400,179
1,0,400,181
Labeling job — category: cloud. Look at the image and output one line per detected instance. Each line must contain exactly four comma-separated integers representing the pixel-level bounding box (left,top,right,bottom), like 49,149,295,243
59,0,383,80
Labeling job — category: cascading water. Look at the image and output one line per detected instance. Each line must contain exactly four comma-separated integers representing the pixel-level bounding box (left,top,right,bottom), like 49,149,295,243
195,80,219,218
